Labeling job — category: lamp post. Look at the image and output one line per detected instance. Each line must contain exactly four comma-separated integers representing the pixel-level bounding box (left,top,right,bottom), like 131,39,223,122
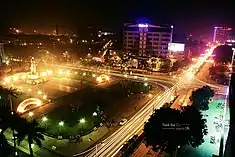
80,118,86,134
59,121,64,134
42,117,48,129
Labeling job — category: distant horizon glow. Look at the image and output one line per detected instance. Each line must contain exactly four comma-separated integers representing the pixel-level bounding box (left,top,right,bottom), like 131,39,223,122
138,24,148,28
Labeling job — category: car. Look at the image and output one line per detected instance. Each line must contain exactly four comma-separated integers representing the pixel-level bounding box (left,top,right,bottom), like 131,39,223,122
119,118,127,126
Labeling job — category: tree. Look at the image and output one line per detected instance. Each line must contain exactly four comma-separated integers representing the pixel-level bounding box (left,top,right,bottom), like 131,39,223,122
0,107,13,156
213,45,233,63
0,106,26,156
181,106,208,147
143,107,182,153
143,106,208,155
160,59,171,72
190,86,214,110
0,86,19,155
17,120,45,157
171,60,182,71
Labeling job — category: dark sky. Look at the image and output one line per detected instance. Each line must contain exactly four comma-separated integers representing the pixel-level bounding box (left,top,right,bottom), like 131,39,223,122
1,0,235,38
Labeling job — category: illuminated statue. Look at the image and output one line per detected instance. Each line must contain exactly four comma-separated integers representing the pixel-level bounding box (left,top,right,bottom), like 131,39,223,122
30,57,37,74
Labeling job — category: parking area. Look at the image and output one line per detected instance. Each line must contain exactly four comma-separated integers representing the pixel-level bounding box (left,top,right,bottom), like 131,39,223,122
179,94,230,157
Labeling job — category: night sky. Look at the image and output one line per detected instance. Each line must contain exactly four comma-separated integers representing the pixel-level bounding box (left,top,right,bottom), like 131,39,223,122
1,0,235,38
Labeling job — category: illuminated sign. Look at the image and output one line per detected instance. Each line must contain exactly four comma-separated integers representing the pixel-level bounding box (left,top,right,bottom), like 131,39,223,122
168,43,185,52
138,24,148,28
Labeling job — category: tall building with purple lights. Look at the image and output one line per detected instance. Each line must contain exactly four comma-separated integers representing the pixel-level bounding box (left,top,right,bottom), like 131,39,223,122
213,26,232,43
123,23,173,61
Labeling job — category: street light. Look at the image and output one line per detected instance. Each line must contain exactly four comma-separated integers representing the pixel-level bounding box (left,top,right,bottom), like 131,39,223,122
59,121,64,126
80,118,86,124
59,121,64,133
93,112,98,116
144,82,148,86
29,112,34,117
42,116,48,122
92,74,96,78
37,90,42,95
80,118,86,134
42,95,47,100
83,72,86,76
42,117,48,129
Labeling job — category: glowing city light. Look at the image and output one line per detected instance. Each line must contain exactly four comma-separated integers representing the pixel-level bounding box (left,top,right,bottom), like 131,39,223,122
40,72,47,77
58,70,63,75
37,90,42,95
17,98,42,113
47,70,53,75
144,82,148,86
59,121,64,126
93,112,98,116
21,75,26,79
80,118,86,123
42,95,47,100
42,117,48,122
13,76,18,81
138,24,148,28
29,112,34,117
4,77,10,82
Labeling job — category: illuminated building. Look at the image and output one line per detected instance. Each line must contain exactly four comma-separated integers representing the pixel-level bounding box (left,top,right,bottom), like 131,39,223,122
213,26,232,43
123,23,173,68
123,23,173,57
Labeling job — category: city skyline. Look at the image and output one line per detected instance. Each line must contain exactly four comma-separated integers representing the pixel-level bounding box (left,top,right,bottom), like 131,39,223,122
1,0,234,39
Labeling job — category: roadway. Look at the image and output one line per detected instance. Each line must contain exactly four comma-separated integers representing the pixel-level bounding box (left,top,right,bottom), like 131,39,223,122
72,46,216,157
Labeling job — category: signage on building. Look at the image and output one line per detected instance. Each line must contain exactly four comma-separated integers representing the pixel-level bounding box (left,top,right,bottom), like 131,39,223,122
168,43,185,52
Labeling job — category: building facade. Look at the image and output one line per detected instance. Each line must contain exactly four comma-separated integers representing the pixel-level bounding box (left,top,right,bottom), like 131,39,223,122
123,23,173,58
213,26,232,44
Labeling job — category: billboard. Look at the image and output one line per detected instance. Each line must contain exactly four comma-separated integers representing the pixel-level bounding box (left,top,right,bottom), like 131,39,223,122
168,43,185,52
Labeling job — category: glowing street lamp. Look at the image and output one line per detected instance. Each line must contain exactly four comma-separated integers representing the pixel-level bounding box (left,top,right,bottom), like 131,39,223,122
92,74,96,78
37,90,42,95
144,82,148,87
43,95,47,100
93,112,98,116
4,77,10,83
29,112,34,117
42,117,48,122
59,121,64,126
59,121,64,133
144,78,148,81
13,76,18,81
28,88,32,92
80,118,86,134
80,118,86,124
83,72,86,76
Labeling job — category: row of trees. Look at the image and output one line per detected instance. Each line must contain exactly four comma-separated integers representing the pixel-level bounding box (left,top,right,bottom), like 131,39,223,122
209,45,233,85
142,86,214,156
0,86,45,157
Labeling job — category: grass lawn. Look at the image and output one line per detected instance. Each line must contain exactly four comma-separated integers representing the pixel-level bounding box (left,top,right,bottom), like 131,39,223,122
38,80,152,138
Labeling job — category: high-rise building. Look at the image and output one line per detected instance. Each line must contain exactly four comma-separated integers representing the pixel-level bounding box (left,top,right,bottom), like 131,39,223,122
213,26,232,43
123,23,173,58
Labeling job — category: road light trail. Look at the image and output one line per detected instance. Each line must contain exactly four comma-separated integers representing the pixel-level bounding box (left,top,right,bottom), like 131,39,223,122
78,46,216,157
